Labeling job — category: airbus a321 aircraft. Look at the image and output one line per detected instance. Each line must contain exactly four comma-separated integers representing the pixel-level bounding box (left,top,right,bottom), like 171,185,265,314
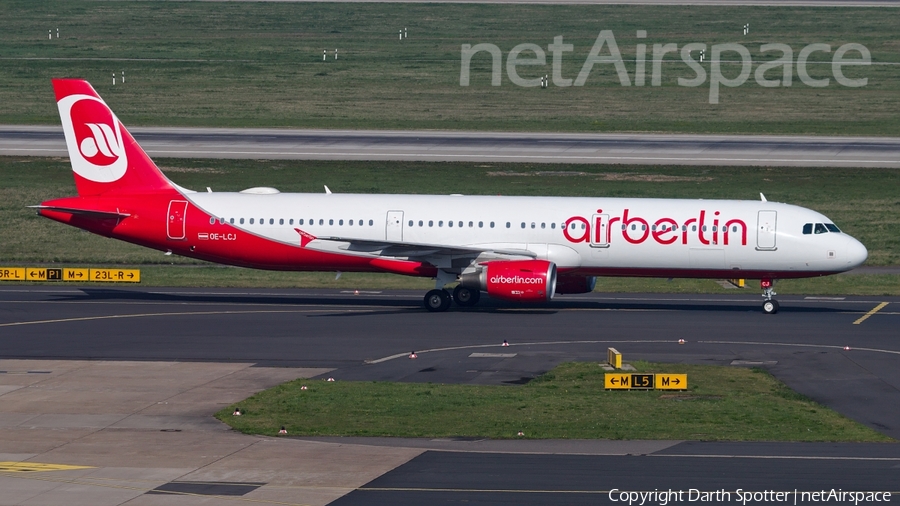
35,79,868,314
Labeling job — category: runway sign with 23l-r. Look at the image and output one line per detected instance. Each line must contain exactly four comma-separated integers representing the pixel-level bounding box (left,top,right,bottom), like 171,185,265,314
0,267,140,283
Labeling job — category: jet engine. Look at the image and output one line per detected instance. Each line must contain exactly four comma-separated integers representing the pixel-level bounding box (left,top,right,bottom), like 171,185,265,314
458,260,557,302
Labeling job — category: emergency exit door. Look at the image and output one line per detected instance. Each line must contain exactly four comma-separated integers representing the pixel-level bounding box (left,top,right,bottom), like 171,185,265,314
386,211,404,241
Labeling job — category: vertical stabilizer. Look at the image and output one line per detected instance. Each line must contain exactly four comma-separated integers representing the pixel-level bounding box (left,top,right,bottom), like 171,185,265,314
53,79,178,197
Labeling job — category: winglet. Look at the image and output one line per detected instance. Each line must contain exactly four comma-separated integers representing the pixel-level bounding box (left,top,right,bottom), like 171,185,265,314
760,193,767,202
294,228,317,247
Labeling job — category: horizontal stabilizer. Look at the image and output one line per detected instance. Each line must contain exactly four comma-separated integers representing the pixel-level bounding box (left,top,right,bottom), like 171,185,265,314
29,205,130,219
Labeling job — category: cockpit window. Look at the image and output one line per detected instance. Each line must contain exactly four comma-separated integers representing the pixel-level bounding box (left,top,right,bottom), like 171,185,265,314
825,223,841,233
802,223,812,235
814,223,828,234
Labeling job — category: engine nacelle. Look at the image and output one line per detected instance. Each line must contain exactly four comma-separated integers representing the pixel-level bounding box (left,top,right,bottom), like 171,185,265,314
555,275,597,294
459,260,557,302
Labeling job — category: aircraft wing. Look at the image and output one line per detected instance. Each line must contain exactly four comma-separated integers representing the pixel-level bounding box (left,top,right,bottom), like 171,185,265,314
314,235,537,260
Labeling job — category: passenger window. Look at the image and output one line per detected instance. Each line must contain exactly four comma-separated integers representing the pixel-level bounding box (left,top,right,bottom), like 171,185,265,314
490,222,495,228
319,219,324,225
541,223,545,229
229,218,235,224
269,219,274,225
551,223,555,229
448,221,453,227
419,220,423,227
531,222,535,229
209,217,215,225
429,220,433,227
732,226,737,232
521,222,526,229
289,219,293,225
825,224,840,233
439,221,444,227
240,218,245,224
249,218,255,224
408,220,413,227
369,220,374,226
478,221,483,228
506,222,511,228
692,226,697,232
469,221,474,227
815,223,828,234
279,219,284,225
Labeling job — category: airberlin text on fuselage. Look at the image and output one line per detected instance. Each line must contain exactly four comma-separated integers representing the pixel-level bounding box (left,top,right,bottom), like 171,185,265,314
564,209,748,246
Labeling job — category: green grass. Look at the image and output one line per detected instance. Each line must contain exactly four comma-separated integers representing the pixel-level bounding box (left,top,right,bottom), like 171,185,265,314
216,361,892,441
1,2,899,134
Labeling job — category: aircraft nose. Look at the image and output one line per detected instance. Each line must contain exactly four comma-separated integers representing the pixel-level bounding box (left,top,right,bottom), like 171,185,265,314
844,235,868,268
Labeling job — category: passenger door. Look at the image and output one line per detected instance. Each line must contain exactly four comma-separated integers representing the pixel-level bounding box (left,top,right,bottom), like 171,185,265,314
756,210,777,250
167,200,188,240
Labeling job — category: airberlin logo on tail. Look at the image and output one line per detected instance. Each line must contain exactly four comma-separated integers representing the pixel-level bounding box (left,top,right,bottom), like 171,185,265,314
57,94,128,183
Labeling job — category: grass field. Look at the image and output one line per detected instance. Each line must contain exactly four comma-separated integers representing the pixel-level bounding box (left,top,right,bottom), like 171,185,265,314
2,1,899,134
216,361,892,441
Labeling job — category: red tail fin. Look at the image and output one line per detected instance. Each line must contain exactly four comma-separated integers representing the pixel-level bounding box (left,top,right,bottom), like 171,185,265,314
53,79,178,197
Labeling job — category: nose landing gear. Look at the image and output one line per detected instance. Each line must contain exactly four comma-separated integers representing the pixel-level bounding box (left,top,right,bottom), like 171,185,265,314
761,279,778,314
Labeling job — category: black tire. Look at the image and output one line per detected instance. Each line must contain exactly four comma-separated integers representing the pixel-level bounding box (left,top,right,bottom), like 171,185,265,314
762,300,779,314
452,285,481,307
424,289,452,312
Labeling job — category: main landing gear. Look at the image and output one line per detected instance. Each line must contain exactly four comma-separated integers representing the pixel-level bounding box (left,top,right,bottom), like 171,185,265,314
423,286,482,312
424,289,452,312
761,279,779,314
452,285,481,307
423,270,482,312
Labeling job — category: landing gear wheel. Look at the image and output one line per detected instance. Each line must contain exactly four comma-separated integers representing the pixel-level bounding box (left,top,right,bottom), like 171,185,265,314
452,285,481,307
762,300,779,314
424,289,452,312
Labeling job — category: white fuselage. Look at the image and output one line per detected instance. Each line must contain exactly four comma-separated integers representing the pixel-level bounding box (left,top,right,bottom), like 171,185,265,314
186,192,867,278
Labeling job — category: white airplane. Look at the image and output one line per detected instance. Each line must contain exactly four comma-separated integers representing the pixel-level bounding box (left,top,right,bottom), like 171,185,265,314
36,79,868,314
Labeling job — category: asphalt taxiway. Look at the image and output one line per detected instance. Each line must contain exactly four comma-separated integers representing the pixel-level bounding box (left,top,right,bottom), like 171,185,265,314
1,286,898,505
3,125,900,167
